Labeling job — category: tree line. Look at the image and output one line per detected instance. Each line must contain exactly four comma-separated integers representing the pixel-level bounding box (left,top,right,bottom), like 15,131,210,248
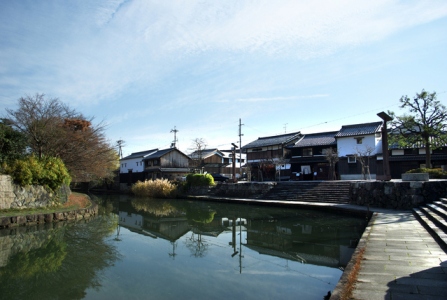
0,94,118,188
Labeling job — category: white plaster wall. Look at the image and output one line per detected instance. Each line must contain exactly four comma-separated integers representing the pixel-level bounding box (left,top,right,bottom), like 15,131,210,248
337,134,380,156
120,157,145,173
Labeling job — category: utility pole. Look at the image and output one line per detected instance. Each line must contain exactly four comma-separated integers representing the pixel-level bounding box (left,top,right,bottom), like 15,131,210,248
170,126,178,148
239,118,244,176
116,139,125,159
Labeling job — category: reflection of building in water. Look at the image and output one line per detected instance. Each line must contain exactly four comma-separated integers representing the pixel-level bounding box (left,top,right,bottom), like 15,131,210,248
118,210,190,241
119,211,143,230
246,218,363,268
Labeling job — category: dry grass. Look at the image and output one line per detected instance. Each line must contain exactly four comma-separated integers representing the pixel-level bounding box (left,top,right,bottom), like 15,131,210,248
340,247,366,300
131,179,177,198
64,192,91,209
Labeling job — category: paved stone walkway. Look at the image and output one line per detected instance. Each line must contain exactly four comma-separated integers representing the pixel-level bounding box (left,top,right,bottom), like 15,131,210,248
350,211,447,300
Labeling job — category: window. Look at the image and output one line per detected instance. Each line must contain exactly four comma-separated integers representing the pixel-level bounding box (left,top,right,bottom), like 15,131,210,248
348,156,356,163
355,137,363,144
251,148,262,152
302,148,313,156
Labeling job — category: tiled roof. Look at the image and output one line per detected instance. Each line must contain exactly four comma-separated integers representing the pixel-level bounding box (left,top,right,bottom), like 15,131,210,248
143,148,189,160
242,131,301,149
121,148,158,160
189,148,223,159
290,131,338,148
335,121,382,138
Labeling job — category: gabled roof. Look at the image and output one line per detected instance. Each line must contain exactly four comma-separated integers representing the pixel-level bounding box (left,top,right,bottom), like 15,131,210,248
143,148,190,160
121,148,158,160
242,131,302,149
289,131,338,148
335,121,382,138
189,148,224,159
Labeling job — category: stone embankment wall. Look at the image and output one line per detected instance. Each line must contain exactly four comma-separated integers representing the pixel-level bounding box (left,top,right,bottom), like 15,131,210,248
349,180,447,209
0,203,98,228
0,175,69,210
187,182,275,198
187,179,447,210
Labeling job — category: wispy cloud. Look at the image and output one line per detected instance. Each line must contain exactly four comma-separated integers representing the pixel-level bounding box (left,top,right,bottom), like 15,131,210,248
235,94,329,103
2,0,446,106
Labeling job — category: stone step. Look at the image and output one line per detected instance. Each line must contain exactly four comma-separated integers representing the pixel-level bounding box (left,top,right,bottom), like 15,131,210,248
436,199,447,210
413,207,447,249
428,203,447,219
424,205,447,232
262,181,351,204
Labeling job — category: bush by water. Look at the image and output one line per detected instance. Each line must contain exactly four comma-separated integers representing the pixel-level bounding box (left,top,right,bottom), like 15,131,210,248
131,179,177,198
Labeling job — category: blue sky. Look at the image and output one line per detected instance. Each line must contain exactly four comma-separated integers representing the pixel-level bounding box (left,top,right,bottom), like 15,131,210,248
1,0,446,157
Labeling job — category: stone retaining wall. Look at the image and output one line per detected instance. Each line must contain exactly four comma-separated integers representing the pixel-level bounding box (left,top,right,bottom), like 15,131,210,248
0,203,98,229
186,180,447,210
187,181,276,198
349,180,447,209
0,175,69,210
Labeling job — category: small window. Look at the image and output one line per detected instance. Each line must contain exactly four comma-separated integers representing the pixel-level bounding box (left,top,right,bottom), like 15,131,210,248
302,148,313,156
348,156,357,164
355,137,363,144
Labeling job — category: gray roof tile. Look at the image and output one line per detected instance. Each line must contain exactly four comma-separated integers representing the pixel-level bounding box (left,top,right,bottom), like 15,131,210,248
290,131,337,148
242,131,301,149
335,121,382,138
121,148,158,160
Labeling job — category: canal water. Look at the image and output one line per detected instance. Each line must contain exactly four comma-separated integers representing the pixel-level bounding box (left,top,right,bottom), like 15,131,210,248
0,194,368,300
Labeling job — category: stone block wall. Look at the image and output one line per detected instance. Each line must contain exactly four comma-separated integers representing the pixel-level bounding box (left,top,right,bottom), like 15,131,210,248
187,182,275,198
0,175,15,209
349,180,447,209
0,175,69,210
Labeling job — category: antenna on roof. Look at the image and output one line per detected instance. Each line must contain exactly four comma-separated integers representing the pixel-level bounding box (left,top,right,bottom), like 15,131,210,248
170,126,179,148
284,123,288,133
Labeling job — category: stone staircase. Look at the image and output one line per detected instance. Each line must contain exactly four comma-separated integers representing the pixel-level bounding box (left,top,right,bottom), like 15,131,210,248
413,198,447,249
258,181,351,204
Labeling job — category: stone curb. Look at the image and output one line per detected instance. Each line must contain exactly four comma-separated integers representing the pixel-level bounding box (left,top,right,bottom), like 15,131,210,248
0,201,98,229
330,211,377,299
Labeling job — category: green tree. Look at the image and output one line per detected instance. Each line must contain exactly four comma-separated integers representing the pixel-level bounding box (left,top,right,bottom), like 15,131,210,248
389,90,447,168
0,119,27,165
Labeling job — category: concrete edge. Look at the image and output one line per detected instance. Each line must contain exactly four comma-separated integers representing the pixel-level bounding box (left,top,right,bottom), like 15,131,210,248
330,211,377,299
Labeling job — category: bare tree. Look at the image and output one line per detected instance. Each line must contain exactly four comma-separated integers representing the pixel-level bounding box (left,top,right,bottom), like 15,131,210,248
323,147,339,180
389,90,447,168
5,94,118,183
355,146,374,180
189,138,207,169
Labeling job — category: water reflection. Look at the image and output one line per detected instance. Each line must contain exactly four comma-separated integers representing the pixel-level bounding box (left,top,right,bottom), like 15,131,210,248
0,195,367,299
0,201,120,299
117,197,365,269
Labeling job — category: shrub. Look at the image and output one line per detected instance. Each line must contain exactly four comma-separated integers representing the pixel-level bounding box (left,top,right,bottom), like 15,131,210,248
4,155,71,191
131,179,177,198
406,168,447,179
185,173,215,187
